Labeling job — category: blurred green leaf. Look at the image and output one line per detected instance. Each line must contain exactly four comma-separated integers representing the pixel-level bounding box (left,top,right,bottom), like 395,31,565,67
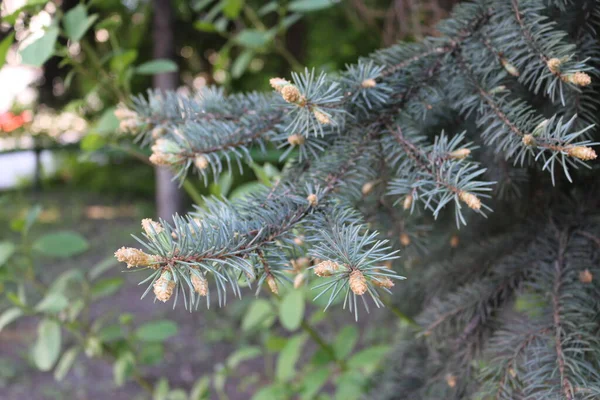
279,289,304,331
95,107,119,134
32,319,62,371
32,231,89,258
23,204,42,235
289,0,336,12
91,277,124,299
234,29,272,49
226,346,261,369
54,347,79,381
0,308,23,332
135,320,178,342
333,325,358,359
97,324,123,341
334,370,365,400
300,367,330,400
110,49,138,72
229,182,265,200
35,292,69,313
276,334,306,381
190,376,210,400
0,33,15,70
136,59,178,75
193,21,217,32
63,4,98,42
81,133,107,152
139,342,164,365
113,351,135,386
231,49,254,78
347,345,389,371
258,2,278,16
153,377,169,400
0,242,16,267
209,173,233,197
20,26,59,67
265,334,287,352
251,384,287,400
275,335,306,382
223,0,245,18
88,255,119,280
242,299,274,331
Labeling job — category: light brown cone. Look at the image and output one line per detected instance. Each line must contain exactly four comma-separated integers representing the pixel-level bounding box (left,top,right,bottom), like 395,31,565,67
349,270,368,295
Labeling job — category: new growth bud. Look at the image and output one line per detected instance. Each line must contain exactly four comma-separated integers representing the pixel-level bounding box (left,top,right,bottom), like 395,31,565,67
403,194,413,211
281,85,301,103
361,181,375,195
313,109,331,125
287,134,305,146
567,146,597,161
266,274,278,294
547,58,562,74
373,276,394,289
400,233,411,247
500,58,519,77
458,191,481,211
579,269,593,284
154,270,175,302
194,154,209,170
314,260,340,277
564,72,591,86
361,78,377,88
294,273,305,289
349,269,368,295
307,193,319,207
114,247,156,268
191,273,208,296
141,218,164,236
449,148,471,160
522,134,536,146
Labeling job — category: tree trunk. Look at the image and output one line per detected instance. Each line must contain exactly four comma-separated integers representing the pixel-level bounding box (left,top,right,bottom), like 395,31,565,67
152,0,183,220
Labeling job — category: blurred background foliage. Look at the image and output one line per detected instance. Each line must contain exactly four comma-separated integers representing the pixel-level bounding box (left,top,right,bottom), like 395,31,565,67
0,0,456,398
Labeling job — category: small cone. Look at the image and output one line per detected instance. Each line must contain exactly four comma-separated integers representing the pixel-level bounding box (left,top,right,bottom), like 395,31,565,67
287,134,305,146
266,274,278,294
361,78,376,88
313,109,331,124
567,146,596,161
362,181,375,195
281,85,301,103
400,233,411,247
458,191,481,211
445,374,457,388
154,271,175,302
547,58,561,74
565,72,591,86
449,148,471,160
314,260,340,277
191,273,209,296
579,269,593,284
500,58,519,77
522,134,535,146
349,270,368,295
307,194,319,207
403,194,413,211
373,276,394,289
194,155,209,170
114,247,155,268
141,218,164,236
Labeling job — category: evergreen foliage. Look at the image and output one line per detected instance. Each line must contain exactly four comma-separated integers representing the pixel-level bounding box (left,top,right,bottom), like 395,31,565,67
114,0,600,396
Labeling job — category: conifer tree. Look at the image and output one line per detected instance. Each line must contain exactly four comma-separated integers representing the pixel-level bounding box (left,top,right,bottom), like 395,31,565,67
114,0,600,397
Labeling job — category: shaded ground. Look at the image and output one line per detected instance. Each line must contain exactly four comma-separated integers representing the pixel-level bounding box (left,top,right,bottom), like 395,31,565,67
0,189,394,400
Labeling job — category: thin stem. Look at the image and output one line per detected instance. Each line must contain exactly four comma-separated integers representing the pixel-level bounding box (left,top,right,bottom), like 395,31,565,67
379,297,418,327
300,319,347,371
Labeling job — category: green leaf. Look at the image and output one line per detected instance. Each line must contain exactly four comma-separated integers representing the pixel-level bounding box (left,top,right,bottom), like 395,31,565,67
0,33,15,70
91,277,124,299
32,319,62,371
190,376,210,400
226,346,262,369
54,346,79,381
97,324,124,342
279,289,304,331
0,241,16,267
231,49,254,78
334,370,365,400
20,26,59,67
300,367,330,400
333,325,358,359
139,342,164,365
153,377,169,400
209,173,233,197
223,0,245,18
63,4,98,42
88,255,119,280
94,107,119,135
289,0,336,12
110,49,138,72
251,384,287,400
136,59,178,75
35,292,69,313
347,345,390,371
241,299,274,331
229,182,264,200
113,351,135,386
24,204,42,235
32,231,89,258
193,21,217,32
276,334,306,381
0,308,23,332
80,133,107,152
234,29,272,49
135,320,178,342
